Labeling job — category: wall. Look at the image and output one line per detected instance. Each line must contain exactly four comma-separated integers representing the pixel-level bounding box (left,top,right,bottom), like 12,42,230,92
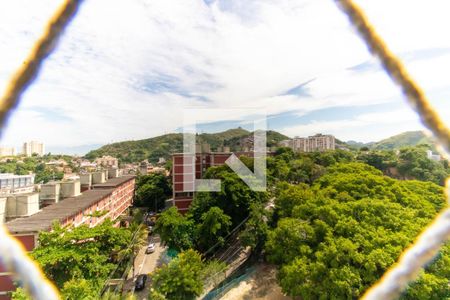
60,181,81,198
5,193,39,219
39,183,60,206
0,197,6,225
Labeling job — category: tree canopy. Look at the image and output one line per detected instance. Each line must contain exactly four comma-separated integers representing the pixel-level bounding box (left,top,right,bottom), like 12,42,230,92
266,162,447,299
134,173,172,209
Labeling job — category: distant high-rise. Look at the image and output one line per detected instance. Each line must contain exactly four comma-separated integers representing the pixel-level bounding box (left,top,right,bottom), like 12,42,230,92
0,146,16,157
23,141,45,157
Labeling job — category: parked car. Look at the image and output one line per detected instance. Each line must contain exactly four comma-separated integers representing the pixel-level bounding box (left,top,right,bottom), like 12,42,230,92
146,243,156,254
135,274,148,291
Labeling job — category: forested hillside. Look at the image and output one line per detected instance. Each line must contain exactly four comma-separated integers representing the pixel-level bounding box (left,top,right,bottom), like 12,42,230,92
85,128,289,163
348,131,436,150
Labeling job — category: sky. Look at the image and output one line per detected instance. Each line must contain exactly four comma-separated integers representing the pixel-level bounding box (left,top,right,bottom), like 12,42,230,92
0,0,449,154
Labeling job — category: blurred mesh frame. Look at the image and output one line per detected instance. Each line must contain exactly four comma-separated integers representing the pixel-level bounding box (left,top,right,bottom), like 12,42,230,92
0,0,449,300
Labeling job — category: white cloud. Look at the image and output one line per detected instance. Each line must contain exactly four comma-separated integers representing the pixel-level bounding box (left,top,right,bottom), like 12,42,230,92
0,0,449,149
280,108,422,142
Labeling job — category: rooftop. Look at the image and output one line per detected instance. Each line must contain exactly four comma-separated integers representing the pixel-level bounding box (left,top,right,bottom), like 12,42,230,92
91,175,135,188
6,175,136,233
6,189,112,233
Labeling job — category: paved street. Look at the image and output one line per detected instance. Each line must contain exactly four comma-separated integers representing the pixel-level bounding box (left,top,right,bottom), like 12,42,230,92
123,234,167,300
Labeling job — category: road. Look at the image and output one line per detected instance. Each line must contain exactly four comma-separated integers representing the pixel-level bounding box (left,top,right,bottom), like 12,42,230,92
124,234,167,300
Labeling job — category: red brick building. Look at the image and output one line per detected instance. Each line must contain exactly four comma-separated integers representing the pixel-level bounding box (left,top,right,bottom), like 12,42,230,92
0,175,135,299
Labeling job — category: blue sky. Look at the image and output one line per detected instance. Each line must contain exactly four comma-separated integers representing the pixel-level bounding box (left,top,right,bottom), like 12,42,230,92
0,0,449,154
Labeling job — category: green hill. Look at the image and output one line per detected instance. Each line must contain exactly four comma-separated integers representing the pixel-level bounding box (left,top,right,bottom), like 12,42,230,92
371,131,435,150
85,128,289,163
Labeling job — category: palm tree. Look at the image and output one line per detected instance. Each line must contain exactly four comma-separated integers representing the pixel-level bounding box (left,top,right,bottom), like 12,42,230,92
118,223,148,277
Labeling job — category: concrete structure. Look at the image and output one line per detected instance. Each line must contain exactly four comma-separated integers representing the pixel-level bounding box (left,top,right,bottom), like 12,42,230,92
39,182,61,207
22,141,45,157
278,139,293,148
0,197,6,224
92,171,106,184
1,175,136,297
38,180,81,207
5,193,39,221
0,147,15,157
95,155,119,168
60,181,81,199
426,150,441,161
139,161,150,175
108,168,120,179
80,173,92,192
0,174,35,195
280,134,335,152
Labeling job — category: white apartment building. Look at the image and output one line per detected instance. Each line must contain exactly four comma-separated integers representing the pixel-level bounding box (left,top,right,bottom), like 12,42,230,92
95,155,119,168
0,173,37,224
0,146,16,157
281,134,336,152
0,173,35,195
23,141,45,156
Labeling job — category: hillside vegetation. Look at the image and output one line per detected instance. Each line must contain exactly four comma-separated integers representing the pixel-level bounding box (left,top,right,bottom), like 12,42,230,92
348,131,436,150
85,128,289,163
150,146,449,299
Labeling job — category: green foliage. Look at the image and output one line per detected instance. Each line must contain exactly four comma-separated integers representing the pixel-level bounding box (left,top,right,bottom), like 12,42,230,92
195,207,232,252
154,207,194,251
84,128,289,163
31,220,133,296
397,147,449,185
401,243,450,300
61,278,97,300
240,203,269,253
152,249,204,300
267,162,446,299
189,164,268,227
0,156,65,184
371,131,435,150
134,174,172,209
11,288,30,300
357,150,397,172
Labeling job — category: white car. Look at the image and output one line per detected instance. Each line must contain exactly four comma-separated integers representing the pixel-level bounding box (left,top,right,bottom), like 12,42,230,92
145,243,156,254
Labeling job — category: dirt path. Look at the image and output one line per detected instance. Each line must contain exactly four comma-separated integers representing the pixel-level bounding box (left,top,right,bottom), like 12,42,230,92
220,263,290,300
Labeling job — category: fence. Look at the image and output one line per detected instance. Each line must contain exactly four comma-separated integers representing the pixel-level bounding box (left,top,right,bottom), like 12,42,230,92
0,0,449,299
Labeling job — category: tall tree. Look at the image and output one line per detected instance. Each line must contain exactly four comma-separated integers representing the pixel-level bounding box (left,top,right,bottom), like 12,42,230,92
195,207,232,252
152,249,204,300
154,207,194,251
134,174,172,210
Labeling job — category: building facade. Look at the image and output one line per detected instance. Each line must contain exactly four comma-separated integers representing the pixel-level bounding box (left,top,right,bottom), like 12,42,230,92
0,175,135,298
280,134,335,152
22,141,45,157
0,174,35,196
0,174,37,225
172,149,257,213
0,147,15,157
95,156,119,168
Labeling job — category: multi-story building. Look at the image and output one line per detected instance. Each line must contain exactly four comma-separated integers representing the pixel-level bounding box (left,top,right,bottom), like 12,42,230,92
280,134,335,152
0,147,15,157
22,141,45,157
95,155,119,168
0,174,35,196
0,175,135,298
0,174,37,225
172,147,257,213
